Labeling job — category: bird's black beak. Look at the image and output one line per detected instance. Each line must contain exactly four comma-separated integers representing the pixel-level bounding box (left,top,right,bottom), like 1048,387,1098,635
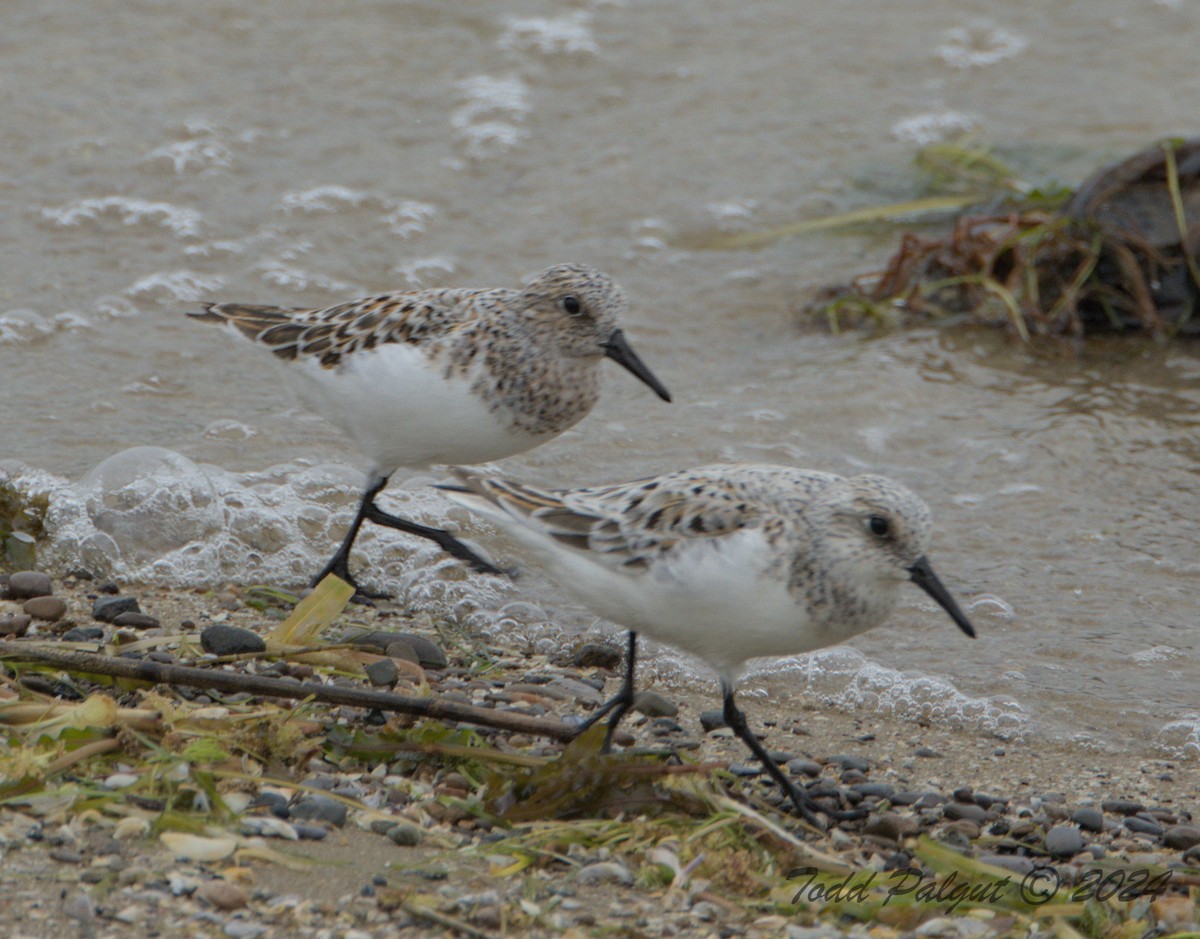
908,555,976,638
602,329,672,402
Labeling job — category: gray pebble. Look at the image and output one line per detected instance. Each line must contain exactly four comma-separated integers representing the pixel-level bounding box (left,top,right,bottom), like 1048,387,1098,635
200,624,266,656
92,595,140,622
571,642,623,670
364,659,398,686
384,640,420,664
7,571,52,600
0,614,32,637
728,763,763,777
699,710,727,732
112,611,161,629
293,824,328,840
24,596,66,621
1183,844,1200,864
1044,825,1084,857
1101,799,1145,816
1071,807,1104,832
61,625,105,642
1163,825,1200,850
575,861,633,886
387,823,422,847
1124,816,1163,836
290,795,347,827
224,923,268,939
351,631,447,668
914,746,942,758
828,754,870,772
787,758,822,778
632,690,678,718
854,782,896,800
943,802,987,823
546,677,604,706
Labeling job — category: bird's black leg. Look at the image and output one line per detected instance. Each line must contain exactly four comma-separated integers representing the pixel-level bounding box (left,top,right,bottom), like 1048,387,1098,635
311,475,390,598
364,502,506,576
575,631,638,752
720,680,863,827
312,474,507,593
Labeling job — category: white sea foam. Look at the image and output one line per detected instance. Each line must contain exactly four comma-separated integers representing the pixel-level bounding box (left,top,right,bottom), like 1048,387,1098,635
451,76,531,160
497,12,598,55
145,138,233,174
13,448,513,625
937,23,1028,69
40,196,203,238
1156,717,1200,759
890,111,979,145
125,270,226,302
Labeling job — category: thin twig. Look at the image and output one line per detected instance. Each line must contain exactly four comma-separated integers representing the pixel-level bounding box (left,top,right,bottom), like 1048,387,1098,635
0,645,577,742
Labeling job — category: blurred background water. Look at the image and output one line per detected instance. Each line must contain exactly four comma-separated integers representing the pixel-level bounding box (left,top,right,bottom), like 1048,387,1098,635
2,0,1199,757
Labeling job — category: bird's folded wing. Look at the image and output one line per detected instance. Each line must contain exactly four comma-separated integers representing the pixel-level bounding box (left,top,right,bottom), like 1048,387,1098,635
448,470,764,572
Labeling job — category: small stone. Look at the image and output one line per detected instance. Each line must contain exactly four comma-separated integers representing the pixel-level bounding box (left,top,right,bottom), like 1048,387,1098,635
1183,844,1200,864
384,640,421,664
1163,826,1200,850
387,823,422,847
828,754,870,772
787,758,822,778
863,812,916,841
200,624,266,656
364,659,399,686
196,879,248,910
1045,825,1085,857
112,612,160,629
575,861,633,886
855,783,896,800
290,794,347,827
1124,816,1164,836
50,848,84,864
7,571,52,599
294,825,327,840
62,625,105,642
914,746,942,758
572,642,623,670
0,614,32,637
632,690,677,718
699,710,727,732
92,596,141,622
1102,799,1145,816
352,631,446,668
23,596,66,621
943,802,987,823
1071,807,1104,832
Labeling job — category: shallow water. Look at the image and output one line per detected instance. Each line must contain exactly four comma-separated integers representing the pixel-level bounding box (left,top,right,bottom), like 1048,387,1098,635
3,0,1199,756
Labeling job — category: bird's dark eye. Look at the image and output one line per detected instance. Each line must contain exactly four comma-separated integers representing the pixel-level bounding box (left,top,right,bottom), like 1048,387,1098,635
561,295,583,316
867,515,890,537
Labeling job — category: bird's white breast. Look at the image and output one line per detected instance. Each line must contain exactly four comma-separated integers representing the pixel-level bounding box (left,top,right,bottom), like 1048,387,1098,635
284,344,544,474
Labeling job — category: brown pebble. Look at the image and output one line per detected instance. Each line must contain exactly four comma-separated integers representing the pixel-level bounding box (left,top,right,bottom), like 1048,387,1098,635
7,571,53,600
1164,825,1200,850
862,812,917,842
0,614,33,637
196,879,248,910
24,596,67,621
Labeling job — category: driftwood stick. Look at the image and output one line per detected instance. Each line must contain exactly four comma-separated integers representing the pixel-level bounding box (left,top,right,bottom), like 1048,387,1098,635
0,645,577,742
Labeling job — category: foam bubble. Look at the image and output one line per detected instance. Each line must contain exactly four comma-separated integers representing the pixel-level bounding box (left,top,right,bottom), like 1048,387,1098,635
28,447,514,625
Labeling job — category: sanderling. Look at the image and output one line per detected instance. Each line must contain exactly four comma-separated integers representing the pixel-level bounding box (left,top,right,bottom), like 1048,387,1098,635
190,263,671,594
441,462,976,824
